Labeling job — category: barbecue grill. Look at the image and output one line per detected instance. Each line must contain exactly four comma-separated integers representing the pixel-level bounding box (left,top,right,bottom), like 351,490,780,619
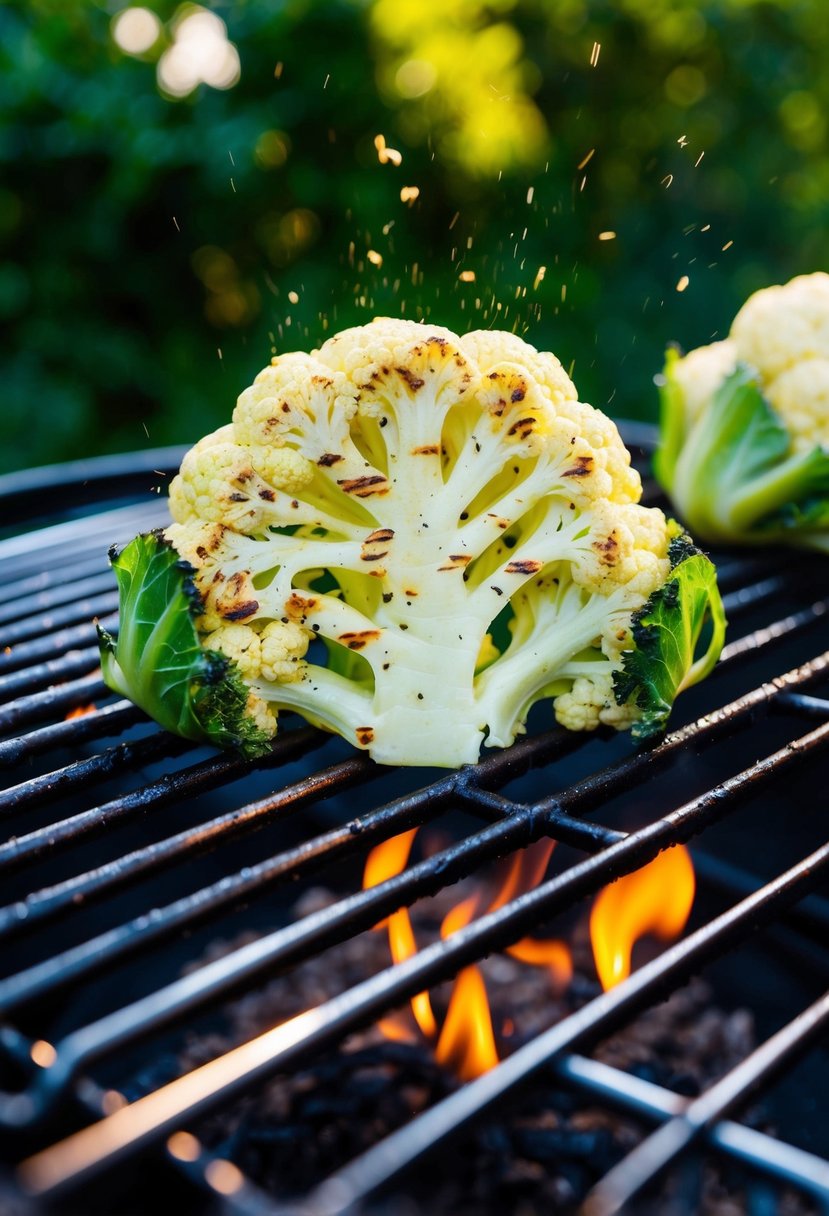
1,428,828,1216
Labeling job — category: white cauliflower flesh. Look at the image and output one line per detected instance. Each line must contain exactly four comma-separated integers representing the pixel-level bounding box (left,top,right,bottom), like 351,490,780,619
657,272,829,551
100,319,725,768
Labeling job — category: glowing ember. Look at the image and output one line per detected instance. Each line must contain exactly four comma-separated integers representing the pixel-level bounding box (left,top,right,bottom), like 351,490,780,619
400,186,420,204
64,704,96,720
590,845,695,991
374,134,402,167
676,275,690,292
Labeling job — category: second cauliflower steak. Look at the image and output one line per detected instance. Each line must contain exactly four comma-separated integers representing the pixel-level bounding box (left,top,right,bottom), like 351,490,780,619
100,320,725,767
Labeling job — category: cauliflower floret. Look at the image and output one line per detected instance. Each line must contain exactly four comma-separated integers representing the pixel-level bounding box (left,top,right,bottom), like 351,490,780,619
762,357,829,453
233,353,359,456
571,501,670,598
554,674,641,733
670,340,738,424
460,329,578,406
244,693,277,739
260,620,311,683
731,271,829,383
203,624,262,679
175,441,312,533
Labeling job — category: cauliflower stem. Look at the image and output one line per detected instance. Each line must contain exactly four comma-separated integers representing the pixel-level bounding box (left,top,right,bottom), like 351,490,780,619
101,320,726,768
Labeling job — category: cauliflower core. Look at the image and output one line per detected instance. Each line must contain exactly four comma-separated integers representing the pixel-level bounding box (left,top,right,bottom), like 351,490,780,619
155,318,693,767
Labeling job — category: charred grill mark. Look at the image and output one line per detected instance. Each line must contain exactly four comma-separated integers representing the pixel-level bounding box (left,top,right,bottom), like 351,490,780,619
507,416,536,436
228,573,246,594
228,492,248,502
505,559,543,575
411,444,442,455
593,532,619,565
404,588,418,597
562,455,594,477
222,600,259,622
511,386,526,402
362,527,394,563
286,592,319,620
195,546,209,560
356,726,374,746
339,630,382,650
318,453,344,467
487,513,510,530
337,474,390,498
258,488,275,501
396,366,425,392
437,553,472,571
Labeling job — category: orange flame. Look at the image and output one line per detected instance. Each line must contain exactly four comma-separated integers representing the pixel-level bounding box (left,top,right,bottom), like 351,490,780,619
362,832,573,1081
362,829,436,1038
434,893,498,1080
590,845,696,991
64,704,96,721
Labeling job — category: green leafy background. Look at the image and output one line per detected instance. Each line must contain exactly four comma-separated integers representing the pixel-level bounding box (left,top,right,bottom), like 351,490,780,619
3,0,828,474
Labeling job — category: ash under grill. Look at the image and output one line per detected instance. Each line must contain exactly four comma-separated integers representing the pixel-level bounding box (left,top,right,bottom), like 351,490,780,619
0,431,828,1216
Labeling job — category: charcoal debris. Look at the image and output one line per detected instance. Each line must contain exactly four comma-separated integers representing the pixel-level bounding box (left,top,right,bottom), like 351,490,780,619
154,889,815,1216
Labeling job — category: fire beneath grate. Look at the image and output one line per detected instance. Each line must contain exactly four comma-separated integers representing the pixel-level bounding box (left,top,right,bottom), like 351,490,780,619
0,431,828,1216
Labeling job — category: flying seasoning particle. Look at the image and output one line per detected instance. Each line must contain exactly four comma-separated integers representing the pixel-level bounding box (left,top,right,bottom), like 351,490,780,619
526,186,535,204
374,134,402,166
577,148,595,170
274,62,283,79
533,265,546,290
676,275,690,292
367,249,383,267
695,151,705,167
590,41,601,67
677,134,688,148
722,240,733,251
288,290,299,303
323,73,330,88
400,185,420,204
662,174,674,188
172,216,180,231
701,223,711,232
598,231,616,241
459,270,476,282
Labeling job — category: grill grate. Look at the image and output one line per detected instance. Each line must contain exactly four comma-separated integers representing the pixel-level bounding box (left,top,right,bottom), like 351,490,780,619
0,433,828,1216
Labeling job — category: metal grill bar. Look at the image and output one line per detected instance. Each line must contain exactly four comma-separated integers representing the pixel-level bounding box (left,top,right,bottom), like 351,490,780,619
0,730,190,815
0,701,142,768
303,791,829,1216
0,629,807,949
0,569,115,625
2,443,829,1216
0,641,105,695
0,591,120,647
584,988,829,1215
15,720,829,1192
0,671,110,732
0,729,324,885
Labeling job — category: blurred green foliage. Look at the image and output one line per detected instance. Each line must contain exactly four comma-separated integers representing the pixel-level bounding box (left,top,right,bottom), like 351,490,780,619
2,0,829,473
